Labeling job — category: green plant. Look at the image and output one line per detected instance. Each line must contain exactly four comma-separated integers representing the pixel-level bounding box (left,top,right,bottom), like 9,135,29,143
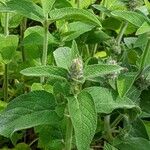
0,0,150,150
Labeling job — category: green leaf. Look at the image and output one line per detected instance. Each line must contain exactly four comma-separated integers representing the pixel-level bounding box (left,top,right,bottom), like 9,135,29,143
136,22,150,35
53,47,72,70
85,87,140,114
80,0,96,8
111,10,149,27
62,21,94,41
0,91,60,138
104,143,118,150
0,34,19,64
41,0,55,16
84,64,122,79
49,7,101,26
20,66,68,80
68,91,97,150
117,72,137,97
116,137,150,150
6,0,44,22
14,143,31,150
24,26,57,45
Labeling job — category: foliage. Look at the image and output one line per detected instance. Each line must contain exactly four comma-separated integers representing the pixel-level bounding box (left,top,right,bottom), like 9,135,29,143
0,0,150,149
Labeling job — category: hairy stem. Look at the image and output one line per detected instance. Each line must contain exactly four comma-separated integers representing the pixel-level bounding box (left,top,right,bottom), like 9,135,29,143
111,114,123,128
116,21,128,45
3,13,9,102
41,16,49,83
20,17,27,62
76,0,80,8
65,110,73,150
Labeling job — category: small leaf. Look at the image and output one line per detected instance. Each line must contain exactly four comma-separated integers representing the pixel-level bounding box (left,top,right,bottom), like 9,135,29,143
68,91,97,150
41,0,55,16
104,143,118,150
0,91,60,138
53,47,72,70
117,72,137,97
84,64,122,79
20,66,68,80
136,22,150,35
0,34,19,64
49,7,101,26
111,10,149,27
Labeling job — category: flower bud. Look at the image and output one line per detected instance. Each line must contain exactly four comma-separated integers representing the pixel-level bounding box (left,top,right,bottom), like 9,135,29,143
69,58,84,80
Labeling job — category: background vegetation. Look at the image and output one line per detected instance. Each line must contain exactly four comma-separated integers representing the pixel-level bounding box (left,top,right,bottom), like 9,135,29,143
0,0,150,149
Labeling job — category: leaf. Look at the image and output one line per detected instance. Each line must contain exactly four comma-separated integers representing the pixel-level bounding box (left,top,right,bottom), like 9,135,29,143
49,7,101,27
116,137,150,150
136,22,150,35
62,21,94,41
68,91,97,150
84,87,141,114
111,10,149,27
84,64,122,79
80,0,96,8
104,143,118,150
24,26,57,45
20,66,68,80
41,0,55,16
0,91,60,138
117,72,137,97
0,34,19,64
53,47,72,70
6,0,44,22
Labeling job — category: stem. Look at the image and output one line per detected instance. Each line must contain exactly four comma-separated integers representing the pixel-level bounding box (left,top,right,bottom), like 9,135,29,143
65,110,73,150
140,38,150,70
104,115,113,141
3,13,9,102
20,18,27,62
110,114,123,128
100,0,107,20
4,64,8,102
4,13,9,36
77,0,80,8
41,15,49,83
116,21,128,45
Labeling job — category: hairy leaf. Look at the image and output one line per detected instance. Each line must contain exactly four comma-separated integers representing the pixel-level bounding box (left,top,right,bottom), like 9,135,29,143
0,91,60,138
68,91,97,150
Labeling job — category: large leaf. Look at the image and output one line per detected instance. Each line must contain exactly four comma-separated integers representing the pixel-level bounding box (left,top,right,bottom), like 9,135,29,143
84,64,122,79
41,0,55,16
49,7,101,26
0,91,60,138
0,34,19,64
116,137,150,150
6,0,44,22
20,66,68,80
84,87,140,114
68,91,97,150
111,10,149,27
117,72,137,97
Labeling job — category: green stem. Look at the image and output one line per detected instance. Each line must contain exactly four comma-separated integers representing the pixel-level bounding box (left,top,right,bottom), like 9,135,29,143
41,16,49,83
20,17,27,62
65,110,73,150
110,114,123,128
3,13,9,102
100,0,107,20
77,0,80,8
104,115,113,141
140,38,150,70
116,21,128,45
4,64,8,102
4,13,9,36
